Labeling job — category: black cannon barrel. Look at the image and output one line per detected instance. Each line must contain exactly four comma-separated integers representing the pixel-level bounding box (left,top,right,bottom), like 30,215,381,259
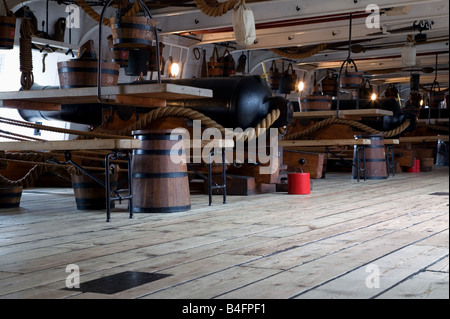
133,76,293,129
17,84,103,126
19,76,293,129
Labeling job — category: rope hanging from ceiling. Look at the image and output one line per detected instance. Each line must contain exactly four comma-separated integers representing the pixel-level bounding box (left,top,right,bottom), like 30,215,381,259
19,14,35,90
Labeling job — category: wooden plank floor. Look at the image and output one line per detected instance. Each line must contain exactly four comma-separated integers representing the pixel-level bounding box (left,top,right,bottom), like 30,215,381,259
0,167,448,299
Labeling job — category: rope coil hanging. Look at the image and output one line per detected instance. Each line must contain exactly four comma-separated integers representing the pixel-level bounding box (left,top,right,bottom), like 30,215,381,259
19,14,34,90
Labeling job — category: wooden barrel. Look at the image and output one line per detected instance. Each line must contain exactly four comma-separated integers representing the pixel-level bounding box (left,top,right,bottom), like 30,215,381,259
353,134,388,179
322,74,338,96
71,173,117,210
0,186,22,209
385,84,399,98
430,91,445,108
108,48,129,67
420,158,434,172
340,71,363,89
207,47,224,77
268,71,281,90
0,16,15,49
148,43,163,71
131,129,191,213
110,16,154,48
223,51,235,77
301,95,333,111
0,150,7,169
57,60,119,89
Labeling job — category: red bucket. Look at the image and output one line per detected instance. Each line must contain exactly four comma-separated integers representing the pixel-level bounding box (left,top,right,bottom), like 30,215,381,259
288,173,310,195
407,159,420,173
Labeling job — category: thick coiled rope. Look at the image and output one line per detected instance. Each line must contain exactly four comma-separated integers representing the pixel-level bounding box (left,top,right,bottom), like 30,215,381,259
0,116,132,140
76,0,142,26
283,118,412,140
194,0,239,17
91,106,280,142
0,164,71,187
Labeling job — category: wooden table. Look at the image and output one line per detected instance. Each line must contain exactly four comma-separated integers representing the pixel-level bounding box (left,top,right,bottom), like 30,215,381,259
417,118,449,124
293,109,393,119
0,83,213,111
279,138,372,148
0,139,139,151
399,135,449,143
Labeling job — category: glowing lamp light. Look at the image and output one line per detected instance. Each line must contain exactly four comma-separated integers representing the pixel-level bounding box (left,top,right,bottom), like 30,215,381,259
168,56,180,78
170,62,180,77
298,81,304,92
371,93,377,101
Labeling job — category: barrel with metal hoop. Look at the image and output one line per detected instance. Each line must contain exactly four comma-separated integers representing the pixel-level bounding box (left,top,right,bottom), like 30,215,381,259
0,0,15,50
429,80,445,108
108,48,129,67
353,134,388,179
107,34,129,67
0,15,15,49
131,129,191,213
268,60,281,91
301,95,333,111
0,186,22,209
148,42,164,71
339,59,363,90
321,72,338,96
57,60,119,88
110,16,154,48
71,171,118,210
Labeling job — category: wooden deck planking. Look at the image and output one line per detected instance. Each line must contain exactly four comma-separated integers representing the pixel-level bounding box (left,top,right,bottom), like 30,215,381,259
0,167,448,299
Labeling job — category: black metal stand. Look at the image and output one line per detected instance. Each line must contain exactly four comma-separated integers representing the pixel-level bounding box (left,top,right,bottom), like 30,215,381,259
188,147,227,206
64,149,134,222
354,145,366,181
325,146,366,182
385,144,395,177
336,13,360,118
105,150,133,222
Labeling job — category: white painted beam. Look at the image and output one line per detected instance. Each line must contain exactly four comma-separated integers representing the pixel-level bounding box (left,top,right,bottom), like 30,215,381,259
153,0,446,35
